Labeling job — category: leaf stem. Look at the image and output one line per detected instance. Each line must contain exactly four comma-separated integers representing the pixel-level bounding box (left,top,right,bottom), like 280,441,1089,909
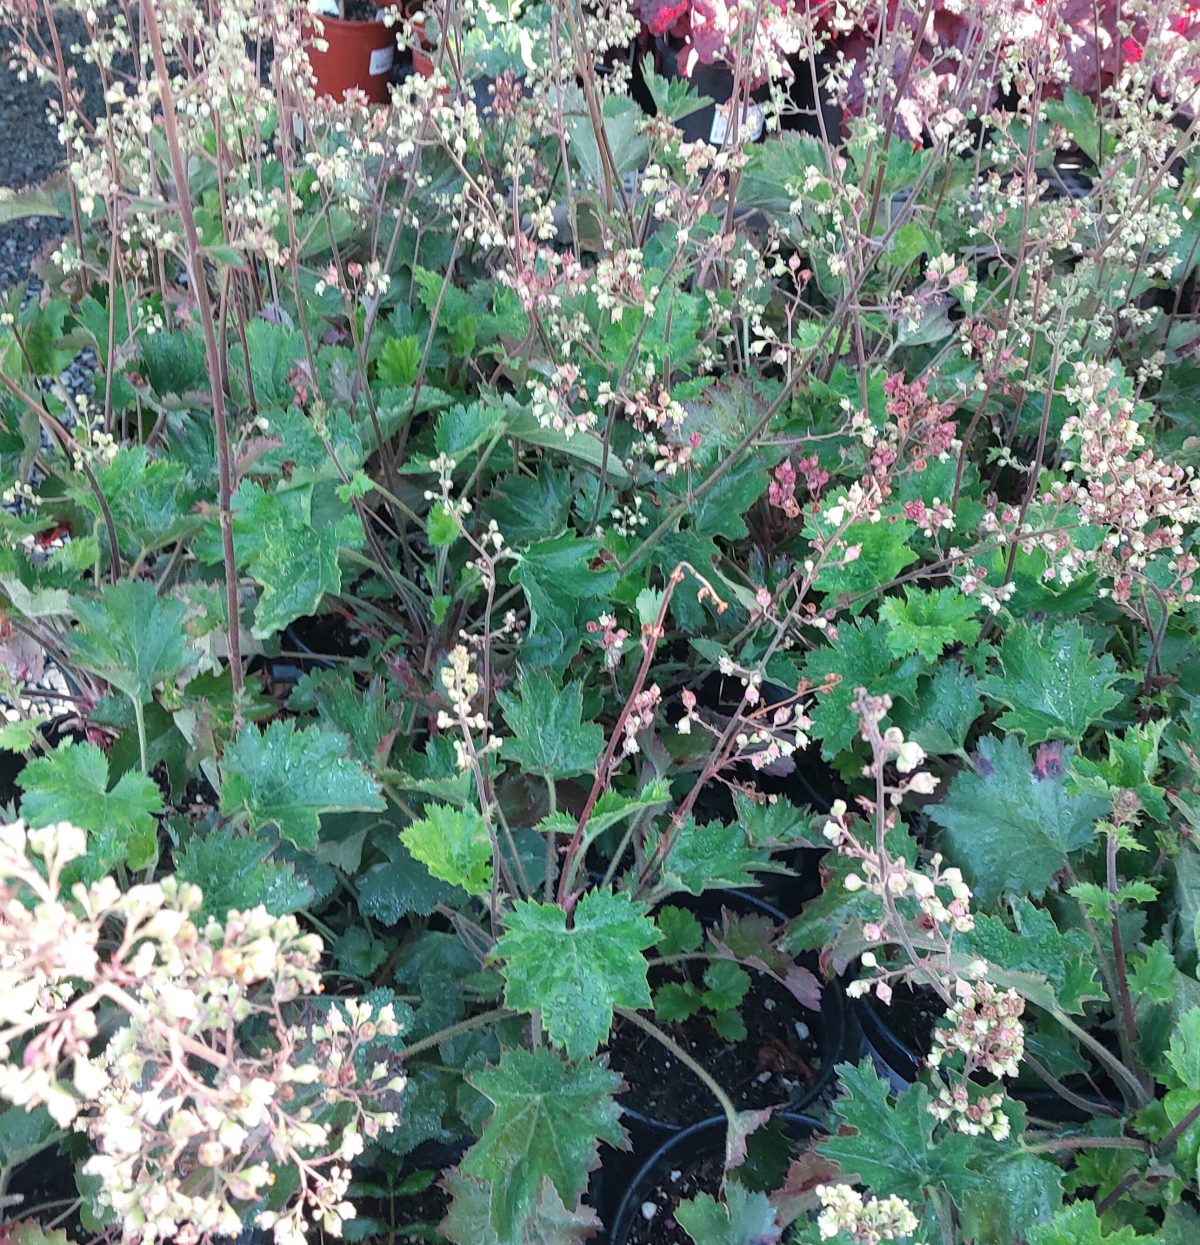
140,0,243,712
396,1007,512,1063
132,696,148,775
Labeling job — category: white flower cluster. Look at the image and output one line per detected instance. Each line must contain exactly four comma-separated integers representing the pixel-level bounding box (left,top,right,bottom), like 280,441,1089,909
1055,359,1200,608
438,644,503,771
929,1081,1011,1142
816,1182,919,1243
927,977,1026,1080
0,819,404,1245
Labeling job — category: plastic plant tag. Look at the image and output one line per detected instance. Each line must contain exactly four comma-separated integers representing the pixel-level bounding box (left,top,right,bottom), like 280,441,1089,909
709,99,766,145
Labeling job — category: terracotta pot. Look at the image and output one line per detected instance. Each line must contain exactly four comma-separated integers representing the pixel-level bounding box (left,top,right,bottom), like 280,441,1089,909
407,18,434,77
306,8,399,104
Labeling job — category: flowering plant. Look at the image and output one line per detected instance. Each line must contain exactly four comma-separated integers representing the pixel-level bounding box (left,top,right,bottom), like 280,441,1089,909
2,0,1200,1242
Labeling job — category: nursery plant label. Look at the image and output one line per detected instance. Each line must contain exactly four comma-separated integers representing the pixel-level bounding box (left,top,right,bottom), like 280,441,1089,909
369,47,395,77
710,100,765,145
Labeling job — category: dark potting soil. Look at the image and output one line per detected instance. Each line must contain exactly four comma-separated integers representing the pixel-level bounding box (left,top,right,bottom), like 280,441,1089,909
343,0,388,20
393,1170,452,1245
626,1152,725,1245
869,980,943,1062
286,612,370,663
4,1144,86,1240
608,975,822,1127
884,981,943,1057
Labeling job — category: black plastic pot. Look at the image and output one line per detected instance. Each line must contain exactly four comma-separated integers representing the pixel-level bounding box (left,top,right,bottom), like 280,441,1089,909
855,989,1123,1120
611,887,856,1152
852,989,925,1093
606,1112,820,1245
640,38,771,147
681,672,843,918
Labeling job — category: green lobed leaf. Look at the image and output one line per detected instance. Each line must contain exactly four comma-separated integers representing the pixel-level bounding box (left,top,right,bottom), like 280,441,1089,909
959,1152,1063,1244
510,535,618,669
928,735,1108,906
1026,1202,1157,1245
964,899,1102,1014
219,720,385,850
19,741,161,878
0,1223,75,1245
377,334,421,387
1165,1008,1200,1090
979,622,1123,744
494,888,660,1059
675,1183,782,1245
1070,722,1168,823
646,818,772,896
357,836,458,924
654,981,704,1023
401,804,493,896
810,517,919,609
440,1171,602,1245
896,661,982,756
819,1060,980,1206
657,905,704,955
460,1048,626,1239
803,619,924,759
288,671,394,766
172,827,312,920
0,1102,54,1168
879,587,982,661
70,581,191,704
497,673,604,779
0,715,47,754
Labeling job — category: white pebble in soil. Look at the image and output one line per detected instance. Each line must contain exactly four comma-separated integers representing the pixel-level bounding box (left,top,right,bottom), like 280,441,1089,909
763,997,776,1011
641,1202,658,1222
794,1021,809,1040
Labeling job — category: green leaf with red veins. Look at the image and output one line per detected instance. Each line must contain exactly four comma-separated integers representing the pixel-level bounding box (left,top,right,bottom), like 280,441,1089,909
494,889,660,1060
675,1183,782,1245
460,1049,626,1240
18,740,161,879
928,735,1108,906
219,720,385,850
978,621,1123,744
819,1059,980,1206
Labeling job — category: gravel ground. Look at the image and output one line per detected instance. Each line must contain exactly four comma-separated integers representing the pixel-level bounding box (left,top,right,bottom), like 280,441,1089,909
1,17,101,407
0,15,100,295
0,25,66,293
